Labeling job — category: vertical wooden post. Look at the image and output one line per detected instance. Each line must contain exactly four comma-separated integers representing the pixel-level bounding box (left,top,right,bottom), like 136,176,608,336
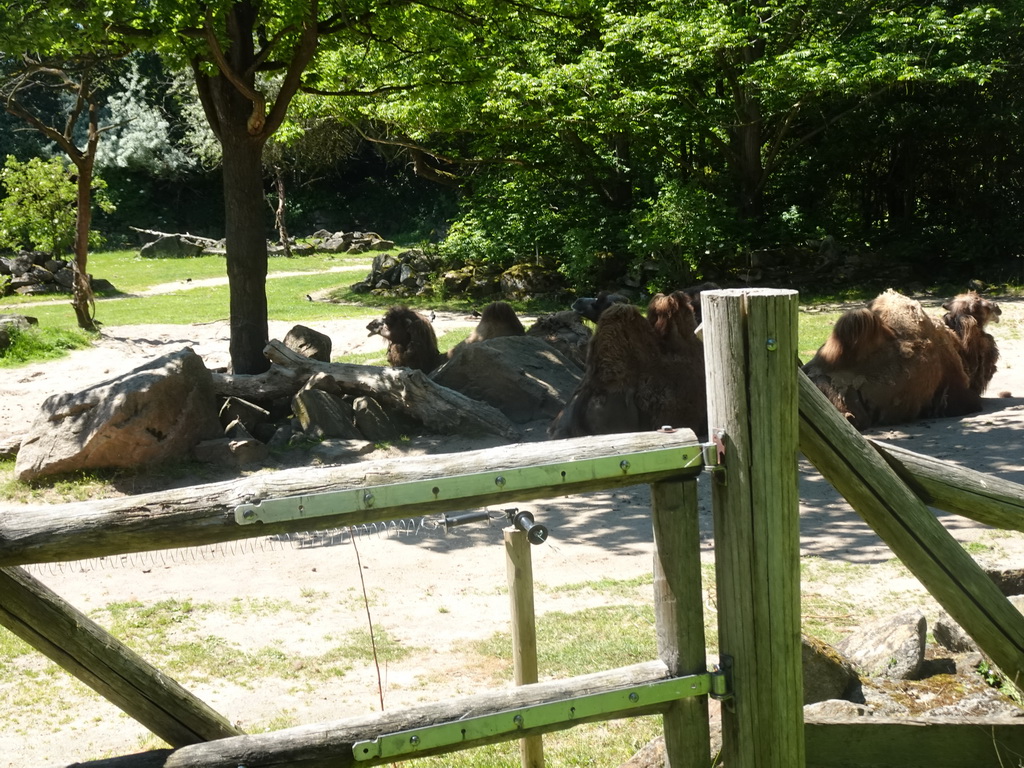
505,528,545,768
651,478,711,767
702,288,804,768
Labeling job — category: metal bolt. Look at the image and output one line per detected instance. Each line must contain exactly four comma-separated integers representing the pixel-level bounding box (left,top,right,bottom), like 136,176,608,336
495,476,506,487
410,735,420,745
629,692,640,702
766,337,778,351
242,509,255,520
620,460,630,471
513,714,524,726
363,491,375,507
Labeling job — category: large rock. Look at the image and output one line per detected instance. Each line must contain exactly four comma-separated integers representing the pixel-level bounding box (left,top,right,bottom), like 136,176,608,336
283,324,332,362
836,610,926,680
525,310,591,368
431,336,582,423
15,348,223,481
139,235,203,259
802,634,858,704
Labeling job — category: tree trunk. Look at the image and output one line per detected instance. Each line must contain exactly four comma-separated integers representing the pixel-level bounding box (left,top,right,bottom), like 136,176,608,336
221,127,271,375
273,165,292,258
71,103,99,332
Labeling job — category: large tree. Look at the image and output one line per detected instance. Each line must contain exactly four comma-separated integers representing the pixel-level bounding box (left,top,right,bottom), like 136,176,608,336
98,0,549,373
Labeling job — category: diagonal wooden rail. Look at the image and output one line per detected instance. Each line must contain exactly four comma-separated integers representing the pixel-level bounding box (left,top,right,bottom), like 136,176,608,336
798,370,1024,691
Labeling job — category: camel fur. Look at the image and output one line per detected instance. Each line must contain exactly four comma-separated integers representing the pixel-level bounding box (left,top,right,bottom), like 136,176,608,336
549,290,707,438
366,306,444,373
802,289,996,429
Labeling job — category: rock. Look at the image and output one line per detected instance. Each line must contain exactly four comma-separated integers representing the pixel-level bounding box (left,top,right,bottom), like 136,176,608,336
932,612,979,654
802,635,859,704
0,314,38,353
837,610,926,680
987,567,1024,596
432,336,583,423
499,263,565,299
283,324,333,362
525,310,591,368
14,348,223,482
139,235,203,259
292,374,363,440
352,396,402,443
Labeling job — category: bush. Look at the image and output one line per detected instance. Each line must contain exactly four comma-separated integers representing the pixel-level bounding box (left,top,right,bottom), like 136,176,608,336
0,155,113,254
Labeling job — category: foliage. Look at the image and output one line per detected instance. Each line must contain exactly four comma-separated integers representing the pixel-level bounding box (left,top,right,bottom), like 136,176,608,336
96,58,196,178
0,155,113,254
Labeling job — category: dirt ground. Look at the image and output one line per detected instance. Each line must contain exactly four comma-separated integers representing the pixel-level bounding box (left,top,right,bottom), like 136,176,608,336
1,292,1024,765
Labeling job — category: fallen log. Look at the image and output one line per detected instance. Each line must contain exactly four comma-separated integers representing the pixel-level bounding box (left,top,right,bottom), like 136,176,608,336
128,226,220,248
261,339,521,440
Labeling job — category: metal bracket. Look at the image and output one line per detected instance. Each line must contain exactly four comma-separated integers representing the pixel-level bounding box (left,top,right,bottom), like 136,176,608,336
702,430,727,485
352,672,715,761
709,655,734,711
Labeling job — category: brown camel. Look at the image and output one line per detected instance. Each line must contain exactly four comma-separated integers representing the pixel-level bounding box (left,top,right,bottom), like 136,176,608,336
549,290,707,438
803,289,990,429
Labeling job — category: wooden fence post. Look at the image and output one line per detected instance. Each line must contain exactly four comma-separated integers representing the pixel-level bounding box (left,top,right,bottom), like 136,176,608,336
505,528,544,768
651,478,710,766
702,288,804,768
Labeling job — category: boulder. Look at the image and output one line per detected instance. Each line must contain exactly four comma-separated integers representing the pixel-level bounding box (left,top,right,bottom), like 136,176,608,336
499,263,565,299
432,336,583,423
0,314,38,354
352,396,402,443
836,610,926,680
14,348,223,482
802,634,858,704
525,310,591,368
139,235,203,259
292,373,364,440
283,324,333,362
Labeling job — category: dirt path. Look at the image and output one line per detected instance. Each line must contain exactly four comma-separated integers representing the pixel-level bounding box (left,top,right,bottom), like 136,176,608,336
1,294,1024,765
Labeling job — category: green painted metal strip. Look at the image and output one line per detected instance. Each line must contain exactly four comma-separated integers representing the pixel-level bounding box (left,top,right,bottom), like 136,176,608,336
234,444,704,526
352,673,712,761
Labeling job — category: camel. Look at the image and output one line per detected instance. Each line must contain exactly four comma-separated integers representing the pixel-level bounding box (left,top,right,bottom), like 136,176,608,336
366,305,444,373
549,290,707,438
802,289,998,429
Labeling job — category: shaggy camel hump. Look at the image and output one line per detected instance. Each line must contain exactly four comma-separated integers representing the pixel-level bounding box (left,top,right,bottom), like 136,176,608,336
804,289,987,430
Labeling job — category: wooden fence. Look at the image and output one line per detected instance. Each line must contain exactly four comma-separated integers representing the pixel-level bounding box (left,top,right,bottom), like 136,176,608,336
1,288,1023,767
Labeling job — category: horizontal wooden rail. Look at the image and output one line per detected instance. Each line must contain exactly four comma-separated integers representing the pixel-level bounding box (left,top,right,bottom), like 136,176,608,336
805,715,1024,767
47,661,679,768
871,440,1024,532
0,430,701,567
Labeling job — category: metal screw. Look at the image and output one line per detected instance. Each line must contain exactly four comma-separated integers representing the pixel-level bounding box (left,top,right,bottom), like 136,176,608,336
620,460,630,471
513,714,524,726
629,692,640,702
242,509,255,520
363,491,375,507
495,476,506,487
410,735,420,745
766,337,778,351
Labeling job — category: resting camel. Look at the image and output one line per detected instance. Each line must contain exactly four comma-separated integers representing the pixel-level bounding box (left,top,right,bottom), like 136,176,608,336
802,289,999,429
941,291,1001,394
549,290,707,438
444,301,526,359
366,305,444,373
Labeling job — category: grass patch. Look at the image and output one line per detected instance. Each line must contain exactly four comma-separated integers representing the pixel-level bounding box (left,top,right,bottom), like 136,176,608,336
0,325,94,367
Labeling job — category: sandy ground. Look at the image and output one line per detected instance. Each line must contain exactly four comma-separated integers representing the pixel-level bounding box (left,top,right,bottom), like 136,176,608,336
1,290,1024,765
